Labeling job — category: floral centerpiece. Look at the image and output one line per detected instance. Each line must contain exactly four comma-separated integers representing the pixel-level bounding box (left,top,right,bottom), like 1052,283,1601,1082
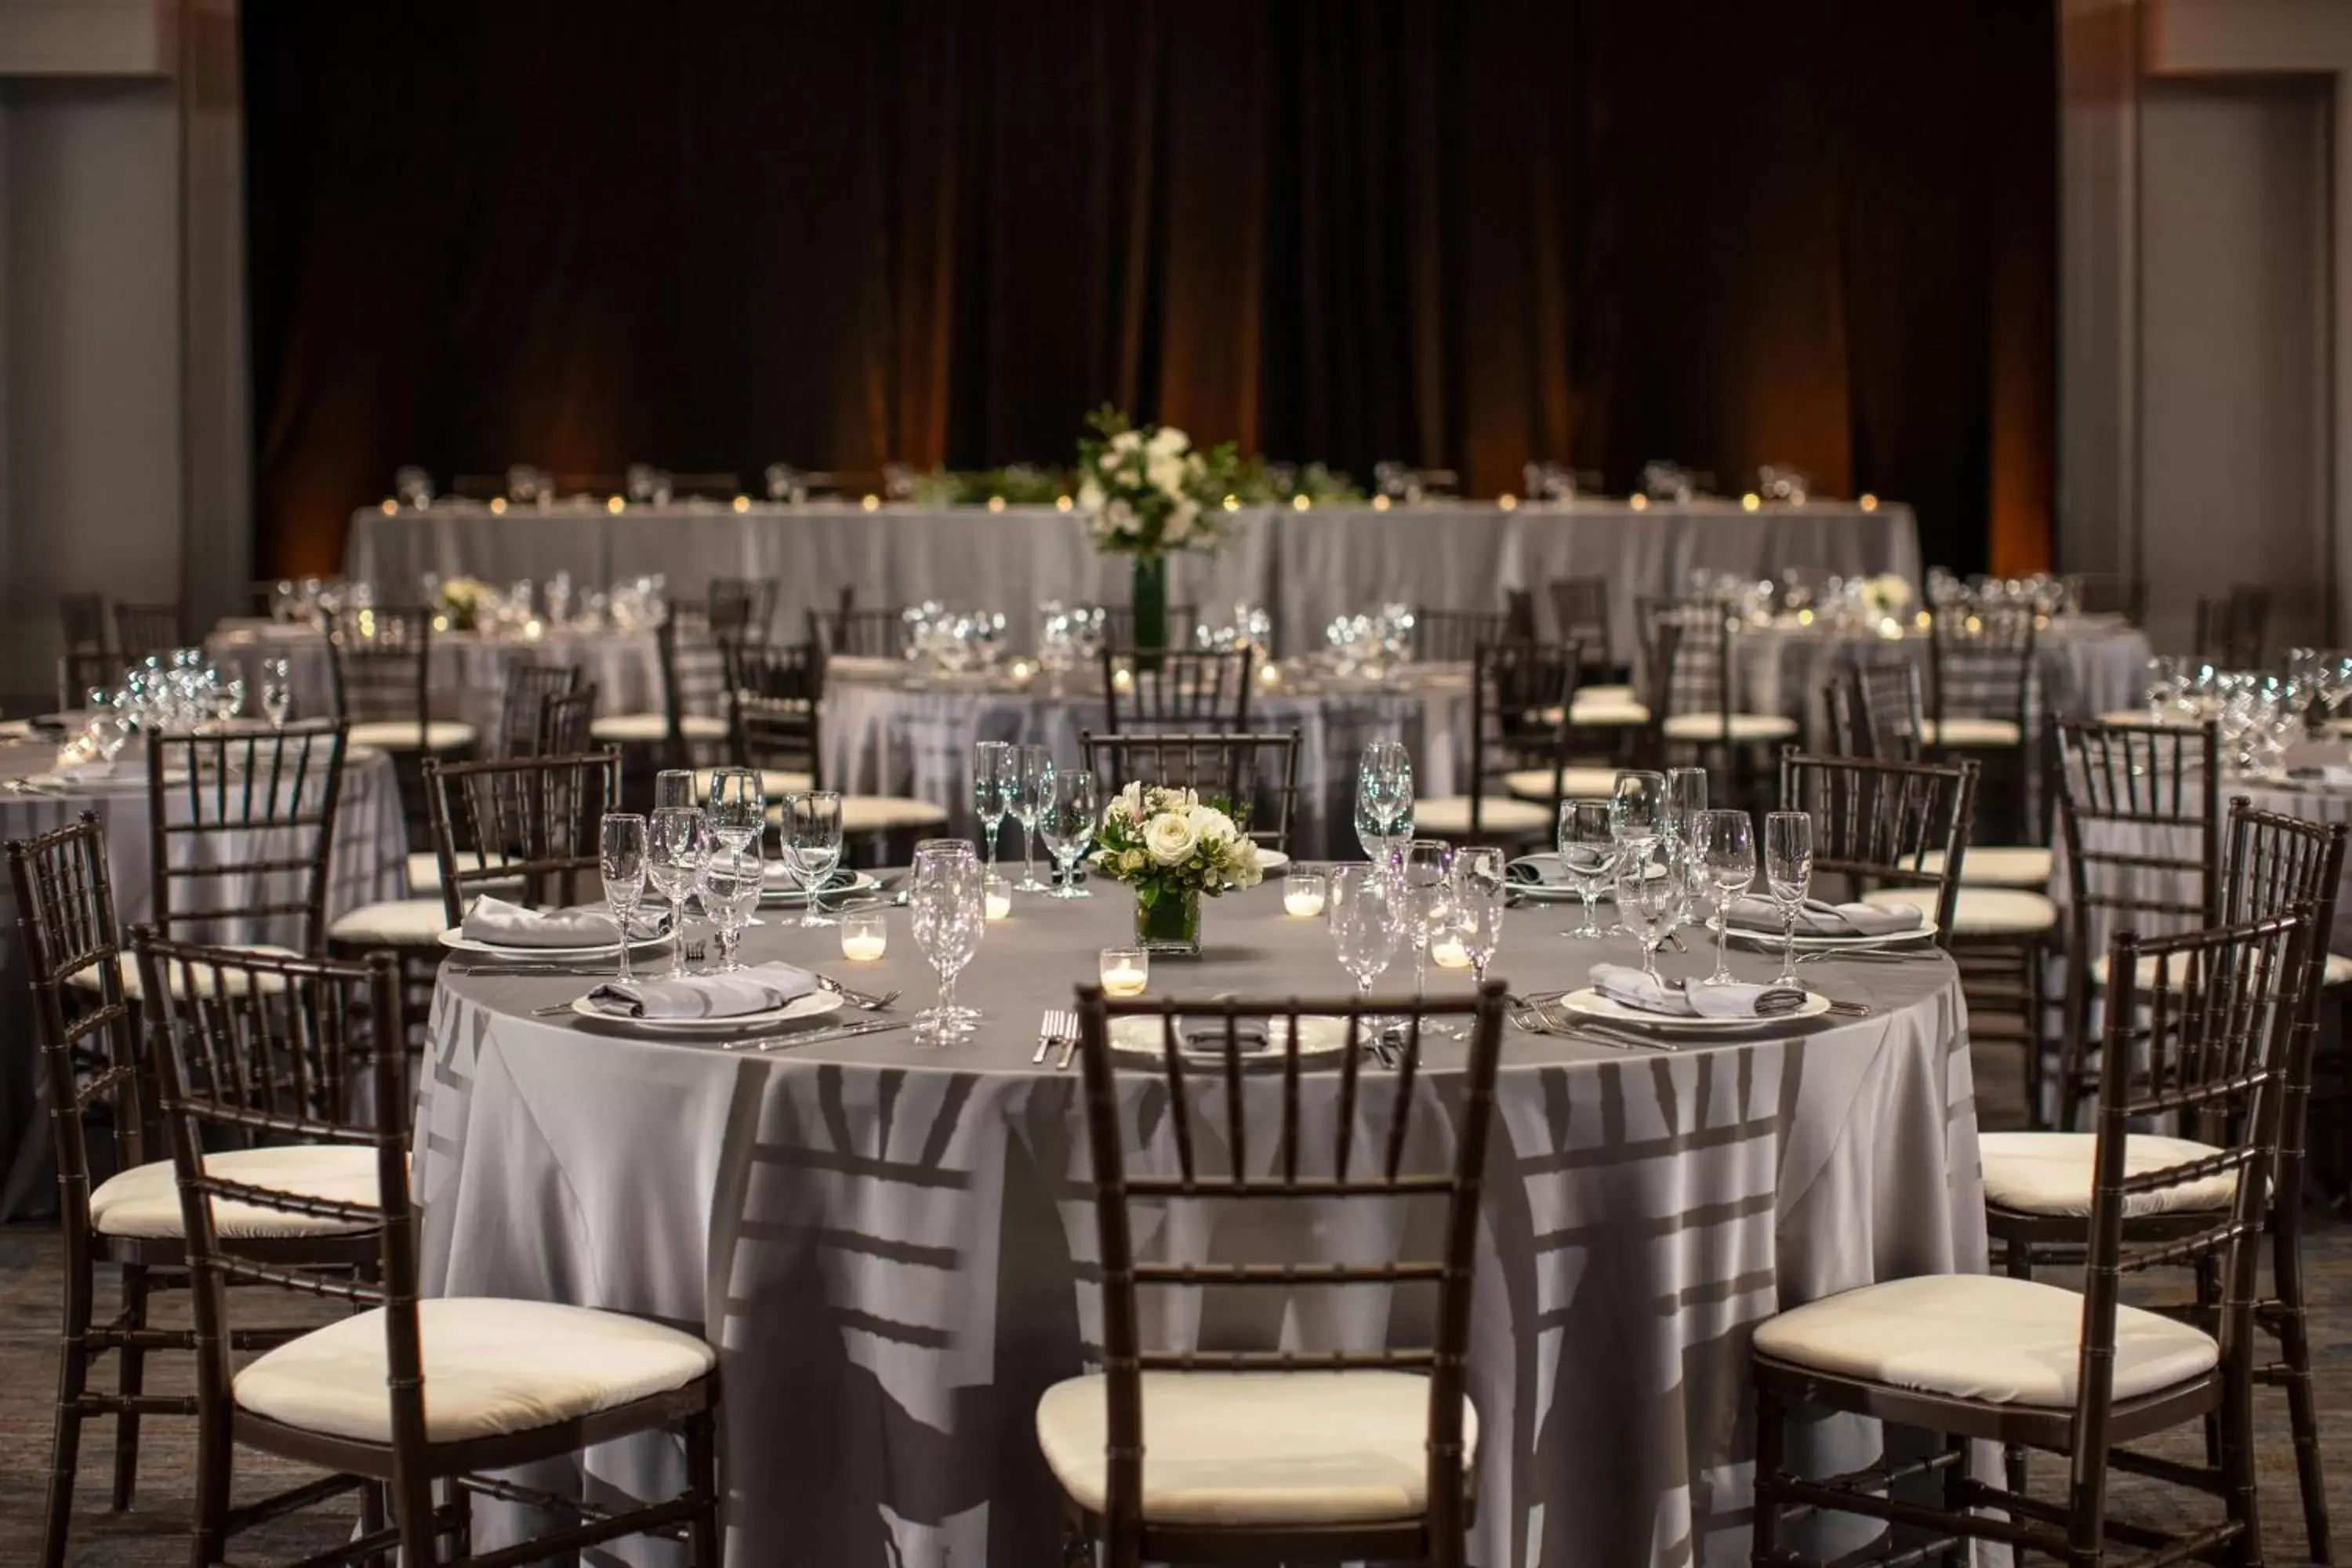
437,575,491,631
1090,782,1263,954
1857,573,1914,619
1076,407,1240,655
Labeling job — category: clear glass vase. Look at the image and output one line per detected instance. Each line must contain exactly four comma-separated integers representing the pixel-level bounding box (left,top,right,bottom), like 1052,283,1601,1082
1134,885,1202,956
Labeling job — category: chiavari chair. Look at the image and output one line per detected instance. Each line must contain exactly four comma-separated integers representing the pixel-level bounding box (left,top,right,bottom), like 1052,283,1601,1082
590,603,733,776
808,604,910,659
1044,981,1508,1568
325,607,476,841
1820,672,1864,757
1409,608,1510,666
1099,648,1254,733
133,935,720,1566
1502,588,1537,644
111,602,185,663
1856,652,2053,890
1099,601,1199,652
1417,640,1581,844
1777,750,1979,938
6,816,379,1568
492,661,583,758
423,750,625,926
706,576,778,641
1926,602,2041,846
539,683,599,756
1547,576,1613,673
722,641,946,859
1078,731,1304,857
1752,909,2310,1568
1637,598,1795,804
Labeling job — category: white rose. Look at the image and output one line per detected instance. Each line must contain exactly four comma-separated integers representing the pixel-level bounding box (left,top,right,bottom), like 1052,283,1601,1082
1148,426,1189,456
1116,781,1145,820
1144,813,1200,867
1167,498,1200,540
1111,430,1144,455
1186,804,1236,845
1145,450,1185,495
1105,498,1134,529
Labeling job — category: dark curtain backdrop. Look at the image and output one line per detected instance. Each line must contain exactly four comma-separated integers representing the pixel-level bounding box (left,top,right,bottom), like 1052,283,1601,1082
242,0,2054,579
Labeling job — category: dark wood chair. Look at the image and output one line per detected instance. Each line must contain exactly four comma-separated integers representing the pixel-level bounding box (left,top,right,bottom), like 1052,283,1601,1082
492,661,583,757
1046,980,1508,1568
2195,583,2270,669
1416,639,1579,845
1752,909,2310,1567
325,607,477,840
1776,750,1978,935
1637,598,1796,806
1099,648,1254,733
589,604,732,776
1548,575,1619,681
422,750,624,926
1078,731,1305,857
132,935,721,1566
539,684,598,756
1925,604,2038,843
1100,601,1199,651
1852,656,1927,762
111,602,185,663
5,815,379,1568
723,641,944,859
808,605,911,659
1410,608,1510,666
58,648,123,713
1820,673,1864,756
707,576,777,641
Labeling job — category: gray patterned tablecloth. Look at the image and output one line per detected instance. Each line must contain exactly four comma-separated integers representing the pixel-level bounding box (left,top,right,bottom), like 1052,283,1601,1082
0,738,409,1218
413,880,1984,1567
345,499,1919,663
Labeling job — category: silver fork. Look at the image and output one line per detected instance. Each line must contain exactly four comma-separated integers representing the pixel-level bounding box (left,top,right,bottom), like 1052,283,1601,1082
814,973,899,1011
1054,1010,1084,1071
1031,1008,1061,1066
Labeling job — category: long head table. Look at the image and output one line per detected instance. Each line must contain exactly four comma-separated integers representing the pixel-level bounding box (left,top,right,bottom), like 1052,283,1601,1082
346,497,1921,664
415,877,1982,1566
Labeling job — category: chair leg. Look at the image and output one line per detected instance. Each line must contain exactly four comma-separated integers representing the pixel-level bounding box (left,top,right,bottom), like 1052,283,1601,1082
687,1406,722,1566
358,1482,388,1568
438,1476,473,1561
2005,1239,2034,1504
110,1262,149,1511
187,1399,232,1568
1751,1385,1784,1565
391,1469,437,1566
2024,937,2049,1130
2273,1218,2334,1563
42,1236,95,1568
2221,1341,2265,1568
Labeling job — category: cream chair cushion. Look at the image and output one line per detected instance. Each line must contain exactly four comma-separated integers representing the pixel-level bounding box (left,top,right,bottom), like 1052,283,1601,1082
1751,1274,2218,1407
328,898,448,946
1916,846,2053,888
769,796,949,835
1577,683,1635,706
1922,716,2022,747
1862,885,2056,936
1502,766,1628,802
1035,1370,1476,1526
346,720,477,753
1661,712,1798,743
234,1297,716,1445
2098,709,2204,730
2089,949,2352,989
1980,1131,2240,1218
66,945,302,1002
0,718,31,740
691,765,814,799
590,713,727,743
89,1145,382,1240
1410,795,1552,835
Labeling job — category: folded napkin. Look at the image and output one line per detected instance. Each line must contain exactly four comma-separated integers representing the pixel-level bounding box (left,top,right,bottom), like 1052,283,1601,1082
1505,854,1573,888
1592,964,1808,1020
460,896,661,949
586,961,818,1020
1726,896,1924,938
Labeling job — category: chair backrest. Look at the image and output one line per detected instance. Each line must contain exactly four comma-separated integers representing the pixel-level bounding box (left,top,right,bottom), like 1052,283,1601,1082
540,684,600,756
808,605,909,659
1851,658,1927,762
707,578,777,641
655,604,733,758
1078,731,1304,855
1462,639,1578,826
1548,577,1613,670
424,750,624,926
1926,604,2037,730
1071,981,1508,1567
60,592,107,653
724,640,824,784
1411,608,1510,666
2070,911,2307,1461
494,662,583,757
2194,584,2269,669
5,811,143,1232
147,722,349,954
1099,648,1254,733
1820,675,1862,756
325,608,437,742
1099,602,1199,652
2053,718,2222,956
112,602,184,662
1777,750,1979,934
1636,597,1734,737
1503,588,1537,644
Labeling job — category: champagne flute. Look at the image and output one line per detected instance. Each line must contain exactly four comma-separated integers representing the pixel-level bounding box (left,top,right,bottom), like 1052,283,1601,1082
696,844,764,971
910,842,985,1044
1664,767,1708,846
1557,798,1618,939
646,806,709,977
1691,809,1755,985
1039,768,1100,898
599,813,648,983
1399,839,1454,990
1011,746,1054,892
783,790,846,927
1442,858,1506,1036
972,741,1014,869
1764,810,1815,986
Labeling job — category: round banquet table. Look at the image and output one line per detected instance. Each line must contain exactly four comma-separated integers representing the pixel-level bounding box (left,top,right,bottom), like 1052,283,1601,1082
204,621,670,739
412,880,1987,1567
0,736,409,1219
820,659,1475,859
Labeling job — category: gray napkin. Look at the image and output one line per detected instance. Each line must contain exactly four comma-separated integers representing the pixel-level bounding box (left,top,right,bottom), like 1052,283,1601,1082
1592,964,1807,1020
1506,854,1573,888
461,896,659,949
1179,1022,1273,1054
1726,896,1924,938
586,962,819,1020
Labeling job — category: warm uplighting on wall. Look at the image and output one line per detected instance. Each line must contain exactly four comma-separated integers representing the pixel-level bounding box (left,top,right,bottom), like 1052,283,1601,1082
488,497,508,515
606,495,626,514
1859,493,1879,512
732,495,751,513
862,493,881,511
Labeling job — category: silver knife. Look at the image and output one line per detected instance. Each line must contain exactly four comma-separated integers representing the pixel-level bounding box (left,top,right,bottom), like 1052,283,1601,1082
728,1017,913,1052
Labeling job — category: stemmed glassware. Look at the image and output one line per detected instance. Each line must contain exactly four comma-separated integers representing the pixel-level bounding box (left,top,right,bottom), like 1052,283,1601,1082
972,742,1014,870
1609,770,1668,848
1443,851,1507,1034
1763,811,1816,985
655,769,698,813
1399,840,1454,989
1039,768,1099,898
1557,799,1618,939
1690,809,1755,985
704,767,765,852
1011,746,1055,893
1354,740,1414,871
782,791,846,927
598,813,649,984
646,807,710,977
1614,837,1683,979
910,840,985,1045
696,844,763,971
1329,864,1403,1007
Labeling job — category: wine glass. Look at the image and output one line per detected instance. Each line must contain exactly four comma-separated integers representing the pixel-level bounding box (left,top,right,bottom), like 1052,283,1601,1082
1039,768,1100,898
1442,856,1506,1036
655,769,698,812
1329,863,1403,1008
910,842,985,1044
972,741,1014,869
647,806,710,977
1011,746,1054,893
1615,837,1682,979
697,844,764,971
1763,811,1815,985
1557,798,1618,939
782,790,846,927
705,767,765,852
1609,770,1667,847
599,813,649,983
1690,809,1756,985
260,658,293,729
1399,840,1454,989
1356,741,1415,861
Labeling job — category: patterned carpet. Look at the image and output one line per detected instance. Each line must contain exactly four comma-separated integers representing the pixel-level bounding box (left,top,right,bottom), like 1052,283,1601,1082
0,1040,2347,1565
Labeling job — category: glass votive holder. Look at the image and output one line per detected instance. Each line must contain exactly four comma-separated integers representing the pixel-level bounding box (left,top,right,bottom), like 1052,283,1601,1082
984,873,1013,920
1430,932,1475,970
1283,868,1328,917
840,913,888,962
1099,946,1149,998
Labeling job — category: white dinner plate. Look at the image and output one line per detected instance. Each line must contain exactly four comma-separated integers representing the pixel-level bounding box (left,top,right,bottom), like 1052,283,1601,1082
567,989,842,1035
1555,986,1832,1033
760,868,877,905
1108,1014,1355,1061
1727,916,1940,952
435,926,674,960
1254,848,1290,873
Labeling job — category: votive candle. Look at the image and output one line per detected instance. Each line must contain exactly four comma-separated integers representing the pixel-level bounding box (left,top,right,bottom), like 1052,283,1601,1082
1100,947,1149,997
985,874,1013,920
1283,868,1328,917
840,914,888,961
1431,935,1474,969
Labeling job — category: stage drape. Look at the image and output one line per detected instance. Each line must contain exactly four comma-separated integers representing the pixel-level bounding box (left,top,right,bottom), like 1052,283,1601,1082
242,0,2054,579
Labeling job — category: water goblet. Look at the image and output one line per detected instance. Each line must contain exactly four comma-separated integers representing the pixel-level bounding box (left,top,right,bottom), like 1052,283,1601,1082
1356,740,1415,845
599,813,649,983
1763,811,1815,986
696,844,764,971
647,806,710,976
971,741,1014,869
1011,746,1054,892
1614,837,1682,978
654,769,698,813
705,767,765,852
782,790,846,927
1439,862,1507,1036
1039,768,1099,898
910,844,985,1044
1609,769,1667,847
1557,798,1618,939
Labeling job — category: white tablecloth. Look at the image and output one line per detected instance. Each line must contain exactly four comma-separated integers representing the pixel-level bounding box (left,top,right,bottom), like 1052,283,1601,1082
345,499,1919,662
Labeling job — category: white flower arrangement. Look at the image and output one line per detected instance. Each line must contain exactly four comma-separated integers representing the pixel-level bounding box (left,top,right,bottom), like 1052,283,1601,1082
437,575,492,629
1089,782,1264,906
1076,407,1241,561
1858,573,1914,617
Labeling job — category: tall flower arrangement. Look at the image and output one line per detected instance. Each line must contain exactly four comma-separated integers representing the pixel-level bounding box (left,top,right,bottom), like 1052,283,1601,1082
1076,408,1241,655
